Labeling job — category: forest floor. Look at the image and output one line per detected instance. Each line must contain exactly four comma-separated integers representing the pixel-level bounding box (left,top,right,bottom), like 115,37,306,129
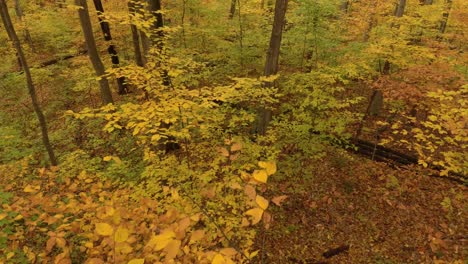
258,150,467,264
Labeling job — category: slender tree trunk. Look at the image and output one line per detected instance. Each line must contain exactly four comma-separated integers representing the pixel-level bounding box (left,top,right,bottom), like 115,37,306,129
394,0,406,18
340,0,349,13
237,0,244,68
128,0,144,66
14,0,35,52
229,0,236,19
0,0,57,166
362,1,377,42
181,0,187,48
0,0,21,70
75,0,113,105
383,0,406,74
92,0,128,95
140,0,164,63
257,0,288,135
147,0,164,42
439,0,452,34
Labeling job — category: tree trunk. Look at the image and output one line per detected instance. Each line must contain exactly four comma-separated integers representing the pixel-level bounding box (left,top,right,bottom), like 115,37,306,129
257,0,288,135
0,0,57,166
128,0,144,67
139,0,164,63
340,0,349,13
439,0,452,34
75,0,113,105
92,0,128,95
383,0,406,74
14,0,35,52
229,0,236,19
394,0,406,17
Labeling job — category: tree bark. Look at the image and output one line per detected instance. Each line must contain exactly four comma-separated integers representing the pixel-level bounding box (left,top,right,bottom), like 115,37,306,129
92,0,128,95
128,0,144,67
439,0,452,34
229,0,236,19
394,0,406,18
0,0,57,166
139,0,164,63
75,0,113,105
257,0,288,135
14,0,35,52
340,0,349,13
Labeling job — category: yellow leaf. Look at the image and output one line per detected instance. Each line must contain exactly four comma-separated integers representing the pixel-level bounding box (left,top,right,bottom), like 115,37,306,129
14,214,23,221
220,248,237,256
248,250,259,259
23,185,39,193
0,213,7,221
6,252,15,259
271,195,288,206
150,230,175,251
164,239,181,260
252,170,268,183
258,161,277,175
127,259,145,264
95,223,113,236
84,242,93,249
212,253,225,264
114,226,129,243
255,195,269,210
103,156,112,162
245,208,264,225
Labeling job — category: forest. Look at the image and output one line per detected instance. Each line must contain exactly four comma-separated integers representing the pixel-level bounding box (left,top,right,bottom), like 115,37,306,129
0,0,466,263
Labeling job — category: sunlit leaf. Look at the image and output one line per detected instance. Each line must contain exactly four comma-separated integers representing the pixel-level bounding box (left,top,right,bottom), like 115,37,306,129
252,169,268,183
212,253,225,264
245,208,264,225
127,259,145,264
23,185,39,193
114,226,129,243
255,195,269,210
95,223,114,236
258,161,277,175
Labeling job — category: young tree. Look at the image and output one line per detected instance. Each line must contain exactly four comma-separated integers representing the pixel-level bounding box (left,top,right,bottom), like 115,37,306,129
92,0,128,94
75,0,113,105
257,0,288,135
0,0,57,166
